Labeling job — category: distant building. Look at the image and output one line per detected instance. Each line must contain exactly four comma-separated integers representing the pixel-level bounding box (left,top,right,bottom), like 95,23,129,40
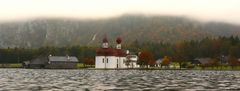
190,59,201,65
194,58,212,65
45,56,78,69
126,55,139,68
95,36,138,69
23,56,47,68
23,55,78,69
156,58,163,67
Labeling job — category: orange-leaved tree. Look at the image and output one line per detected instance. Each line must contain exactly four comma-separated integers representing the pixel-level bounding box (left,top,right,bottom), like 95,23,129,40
228,56,240,69
83,58,95,68
161,56,171,67
138,50,155,68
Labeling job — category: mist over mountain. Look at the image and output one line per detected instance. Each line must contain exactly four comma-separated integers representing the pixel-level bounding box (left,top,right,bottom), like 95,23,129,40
0,14,239,48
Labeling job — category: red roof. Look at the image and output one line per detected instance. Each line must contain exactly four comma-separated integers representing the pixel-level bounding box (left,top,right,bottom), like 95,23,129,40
96,48,126,57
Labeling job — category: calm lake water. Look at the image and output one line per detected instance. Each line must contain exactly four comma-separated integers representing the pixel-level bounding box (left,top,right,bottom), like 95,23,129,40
0,69,240,91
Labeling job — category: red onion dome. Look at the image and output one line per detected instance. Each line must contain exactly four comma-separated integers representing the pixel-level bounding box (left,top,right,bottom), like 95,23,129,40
116,37,122,44
103,37,108,43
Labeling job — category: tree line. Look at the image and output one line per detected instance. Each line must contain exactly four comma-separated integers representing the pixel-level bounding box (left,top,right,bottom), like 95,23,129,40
0,46,95,64
0,36,239,68
136,36,240,68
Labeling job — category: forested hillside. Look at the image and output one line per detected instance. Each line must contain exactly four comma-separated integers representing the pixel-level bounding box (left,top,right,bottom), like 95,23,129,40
0,14,240,48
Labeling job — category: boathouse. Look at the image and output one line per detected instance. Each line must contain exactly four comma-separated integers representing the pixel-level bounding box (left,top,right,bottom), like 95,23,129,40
23,55,78,69
46,56,78,69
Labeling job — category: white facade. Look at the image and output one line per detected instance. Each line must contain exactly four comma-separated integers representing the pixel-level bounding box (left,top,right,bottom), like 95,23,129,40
126,55,139,68
95,56,127,68
95,54,141,68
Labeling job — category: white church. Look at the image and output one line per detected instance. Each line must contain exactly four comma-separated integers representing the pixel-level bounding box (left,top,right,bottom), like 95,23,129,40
95,36,138,68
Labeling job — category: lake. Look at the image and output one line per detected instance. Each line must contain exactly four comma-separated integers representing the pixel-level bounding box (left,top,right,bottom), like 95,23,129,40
0,69,240,91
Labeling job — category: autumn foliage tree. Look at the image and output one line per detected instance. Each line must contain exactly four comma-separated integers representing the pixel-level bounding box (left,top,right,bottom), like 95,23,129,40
83,58,95,68
0,36,239,69
228,56,240,69
161,56,171,67
148,59,156,67
138,50,155,68
174,41,189,68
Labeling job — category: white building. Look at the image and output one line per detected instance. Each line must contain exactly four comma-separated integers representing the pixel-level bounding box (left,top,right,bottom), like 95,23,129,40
95,37,129,69
126,55,139,68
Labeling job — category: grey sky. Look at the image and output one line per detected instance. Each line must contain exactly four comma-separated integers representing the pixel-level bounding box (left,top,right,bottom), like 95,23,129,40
0,0,240,24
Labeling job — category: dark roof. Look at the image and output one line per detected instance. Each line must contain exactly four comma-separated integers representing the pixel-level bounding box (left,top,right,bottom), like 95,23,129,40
96,48,127,57
115,49,127,57
30,56,48,64
190,60,201,64
48,56,78,62
195,58,211,64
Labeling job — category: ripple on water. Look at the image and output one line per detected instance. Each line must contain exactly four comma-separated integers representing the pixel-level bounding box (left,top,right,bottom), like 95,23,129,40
0,69,240,90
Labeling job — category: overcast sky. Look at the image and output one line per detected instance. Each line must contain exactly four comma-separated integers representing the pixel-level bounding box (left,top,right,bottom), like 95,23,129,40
0,0,240,24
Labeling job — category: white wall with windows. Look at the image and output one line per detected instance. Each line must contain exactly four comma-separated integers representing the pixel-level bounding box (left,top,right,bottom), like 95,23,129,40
95,56,127,68
95,56,105,68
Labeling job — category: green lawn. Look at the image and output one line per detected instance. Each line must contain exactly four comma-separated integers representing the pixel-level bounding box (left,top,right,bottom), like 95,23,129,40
0,64,22,68
193,65,240,70
1,63,240,70
77,63,94,68
0,63,93,69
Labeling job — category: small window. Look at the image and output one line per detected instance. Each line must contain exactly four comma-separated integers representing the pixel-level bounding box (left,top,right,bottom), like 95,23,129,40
102,58,104,63
107,58,108,63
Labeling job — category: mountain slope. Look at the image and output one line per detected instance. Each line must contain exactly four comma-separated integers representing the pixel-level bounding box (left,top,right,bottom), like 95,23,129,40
0,15,239,48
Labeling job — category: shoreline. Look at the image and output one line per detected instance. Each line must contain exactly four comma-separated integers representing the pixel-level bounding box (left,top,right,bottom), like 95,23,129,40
1,63,240,71
1,67,240,71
